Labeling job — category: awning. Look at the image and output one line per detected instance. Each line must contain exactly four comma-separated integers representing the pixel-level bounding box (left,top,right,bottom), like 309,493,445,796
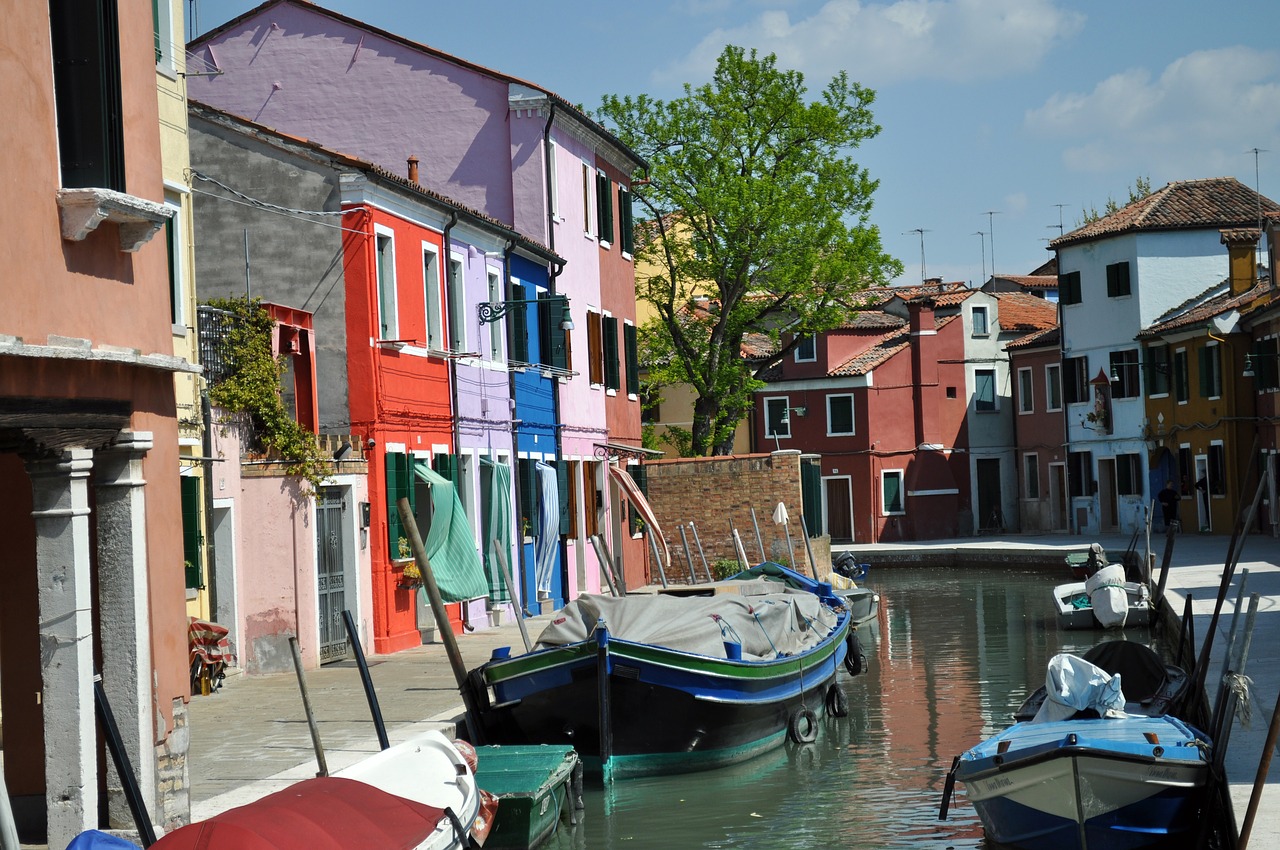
608,465,670,569
411,461,490,602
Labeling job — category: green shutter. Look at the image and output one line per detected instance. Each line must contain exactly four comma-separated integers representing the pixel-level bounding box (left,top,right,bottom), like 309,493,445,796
619,186,634,254
623,322,639,395
181,476,203,588
517,458,539,536
386,452,415,554
507,299,529,363
433,453,457,483
596,172,614,244
1198,347,1211,397
883,474,902,514
556,459,572,535
51,0,126,191
538,295,568,370
801,461,823,537
603,316,620,390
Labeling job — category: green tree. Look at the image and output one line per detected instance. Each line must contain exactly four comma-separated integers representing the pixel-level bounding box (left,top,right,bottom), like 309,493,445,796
1080,176,1153,225
598,46,901,456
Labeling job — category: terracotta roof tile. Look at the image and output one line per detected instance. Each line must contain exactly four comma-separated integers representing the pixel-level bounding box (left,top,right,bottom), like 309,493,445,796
829,314,959,377
991,291,1058,332
1138,273,1274,338
1007,326,1060,351
1052,177,1280,249
993,274,1057,290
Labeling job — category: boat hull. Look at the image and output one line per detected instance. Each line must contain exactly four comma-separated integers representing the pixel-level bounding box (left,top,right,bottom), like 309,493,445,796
956,717,1209,850
471,615,850,779
1054,581,1152,630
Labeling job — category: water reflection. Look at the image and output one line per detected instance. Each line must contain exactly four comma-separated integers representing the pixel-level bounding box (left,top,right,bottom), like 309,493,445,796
545,565,1153,849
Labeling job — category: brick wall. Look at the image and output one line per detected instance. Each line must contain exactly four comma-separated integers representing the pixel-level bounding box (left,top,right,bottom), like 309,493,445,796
646,450,825,578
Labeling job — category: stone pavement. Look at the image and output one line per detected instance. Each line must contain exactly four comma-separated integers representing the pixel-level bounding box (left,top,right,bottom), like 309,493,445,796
185,531,1280,844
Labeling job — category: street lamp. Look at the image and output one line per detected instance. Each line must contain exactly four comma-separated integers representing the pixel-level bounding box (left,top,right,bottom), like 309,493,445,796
477,299,574,331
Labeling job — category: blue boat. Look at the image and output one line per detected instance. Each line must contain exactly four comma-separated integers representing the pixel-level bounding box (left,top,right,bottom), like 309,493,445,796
946,649,1211,850
464,564,858,781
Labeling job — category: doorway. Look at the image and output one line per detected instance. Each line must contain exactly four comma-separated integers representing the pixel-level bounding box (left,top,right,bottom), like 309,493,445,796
315,487,349,664
823,476,854,543
976,459,1003,532
1194,454,1210,531
1097,458,1118,532
1048,463,1067,531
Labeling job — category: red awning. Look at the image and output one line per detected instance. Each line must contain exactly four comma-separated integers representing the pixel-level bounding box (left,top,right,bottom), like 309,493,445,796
151,777,450,850
608,465,670,568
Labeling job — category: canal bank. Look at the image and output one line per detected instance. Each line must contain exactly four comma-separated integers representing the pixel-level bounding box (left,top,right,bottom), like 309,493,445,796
178,531,1280,846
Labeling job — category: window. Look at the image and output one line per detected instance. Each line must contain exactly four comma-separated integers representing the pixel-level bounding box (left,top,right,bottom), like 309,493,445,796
181,475,203,588
1116,453,1142,496
1023,453,1040,499
794,335,816,362
881,470,905,515
52,0,125,191
1199,344,1222,399
586,311,603,385
946,386,957,399
1146,345,1170,396
1068,451,1093,497
603,315,620,391
596,170,614,246
547,140,559,219
557,459,577,538
1106,261,1131,298
423,245,443,351
486,270,503,361
517,458,538,539
1017,367,1033,414
1174,348,1189,403
385,451,415,553
971,305,989,336
1208,442,1225,495
581,162,594,237
975,368,997,412
165,198,184,328
764,397,791,438
1110,349,1140,399
581,461,599,538
1064,356,1089,405
152,0,175,73
537,293,569,371
447,253,465,352
827,394,854,436
623,322,640,396
1250,337,1280,390
618,185,634,255
1046,363,1062,411
1178,447,1192,491
375,230,397,339
1059,271,1082,305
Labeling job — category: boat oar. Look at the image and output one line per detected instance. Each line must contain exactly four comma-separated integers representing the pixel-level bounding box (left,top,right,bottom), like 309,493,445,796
341,609,389,751
938,755,960,821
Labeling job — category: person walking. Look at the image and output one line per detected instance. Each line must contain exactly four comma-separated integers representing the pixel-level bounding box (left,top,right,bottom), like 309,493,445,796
1158,479,1181,532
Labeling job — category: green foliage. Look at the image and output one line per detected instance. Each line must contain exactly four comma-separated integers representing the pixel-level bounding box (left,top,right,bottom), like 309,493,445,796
711,558,743,580
599,46,901,456
1080,176,1152,225
204,296,329,495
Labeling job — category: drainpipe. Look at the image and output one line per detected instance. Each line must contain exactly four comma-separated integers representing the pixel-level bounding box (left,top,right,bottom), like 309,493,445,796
442,210,466,626
1059,297,1075,534
542,100,557,252
547,259,568,602
201,390,219,618
502,239,530,614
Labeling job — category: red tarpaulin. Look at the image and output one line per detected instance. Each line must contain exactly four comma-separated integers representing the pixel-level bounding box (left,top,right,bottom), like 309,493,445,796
151,777,450,850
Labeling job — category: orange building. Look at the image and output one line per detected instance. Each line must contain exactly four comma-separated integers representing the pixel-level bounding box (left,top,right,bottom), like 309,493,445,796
0,1,194,844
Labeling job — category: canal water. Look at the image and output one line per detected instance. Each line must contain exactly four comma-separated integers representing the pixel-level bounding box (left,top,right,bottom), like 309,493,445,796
544,563,1175,849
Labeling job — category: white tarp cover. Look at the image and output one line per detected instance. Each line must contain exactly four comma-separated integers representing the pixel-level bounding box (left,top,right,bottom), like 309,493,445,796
1085,563,1129,628
534,590,840,661
1032,653,1129,723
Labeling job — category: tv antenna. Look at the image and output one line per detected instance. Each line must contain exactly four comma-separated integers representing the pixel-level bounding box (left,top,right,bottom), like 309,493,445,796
984,211,1001,275
904,228,931,283
972,231,987,282
1050,203,1068,237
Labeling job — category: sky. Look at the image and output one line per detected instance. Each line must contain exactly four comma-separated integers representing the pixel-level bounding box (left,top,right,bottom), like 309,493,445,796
192,0,1280,287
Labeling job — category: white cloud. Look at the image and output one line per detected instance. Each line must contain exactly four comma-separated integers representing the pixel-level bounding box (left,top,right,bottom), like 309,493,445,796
656,0,1084,87
1026,47,1280,177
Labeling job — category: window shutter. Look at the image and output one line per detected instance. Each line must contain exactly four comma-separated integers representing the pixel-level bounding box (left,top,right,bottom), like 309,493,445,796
628,464,647,535
801,461,822,537
587,312,604,384
539,295,568,370
1198,347,1211,397
619,186,634,254
883,474,902,514
386,452,414,553
1264,339,1280,389
51,0,126,191
596,172,613,244
507,299,529,363
556,459,572,535
433,453,457,483
518,459,539,536
603,316,620,390
623,323,639,395
181,476,203,588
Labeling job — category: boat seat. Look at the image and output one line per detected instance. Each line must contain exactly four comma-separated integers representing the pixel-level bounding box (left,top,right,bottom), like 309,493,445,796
1082,641,1166,702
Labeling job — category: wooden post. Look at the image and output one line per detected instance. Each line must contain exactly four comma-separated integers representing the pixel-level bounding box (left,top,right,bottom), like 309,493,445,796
288,637,328,777
492,542,532,653
1238,685,1280,850
589,534,620,596
398,498,469,689
647,530,669,589
341,609,389,751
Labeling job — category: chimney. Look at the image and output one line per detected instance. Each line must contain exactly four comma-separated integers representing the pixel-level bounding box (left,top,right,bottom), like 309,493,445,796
1220,228,1259,295
908,298,939,448
407,155,420,185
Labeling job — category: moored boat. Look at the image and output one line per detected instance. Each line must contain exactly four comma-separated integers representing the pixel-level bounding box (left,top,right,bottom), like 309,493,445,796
947,651,1211,850
474,744,580,849
463,563,857,781
1054,564,1152,630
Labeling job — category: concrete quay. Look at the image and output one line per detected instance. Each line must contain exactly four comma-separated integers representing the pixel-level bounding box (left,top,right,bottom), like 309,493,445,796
183,531,1280,844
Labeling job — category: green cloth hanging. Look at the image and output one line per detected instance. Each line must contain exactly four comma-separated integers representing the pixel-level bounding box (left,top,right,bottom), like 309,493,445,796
480,457,513,603
411,460,490,602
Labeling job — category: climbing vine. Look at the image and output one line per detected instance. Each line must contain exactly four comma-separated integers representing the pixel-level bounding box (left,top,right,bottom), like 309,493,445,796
204,296,329,495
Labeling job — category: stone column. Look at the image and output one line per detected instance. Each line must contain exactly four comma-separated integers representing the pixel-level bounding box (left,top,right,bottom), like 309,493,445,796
94,432,157,831
27,449,96,848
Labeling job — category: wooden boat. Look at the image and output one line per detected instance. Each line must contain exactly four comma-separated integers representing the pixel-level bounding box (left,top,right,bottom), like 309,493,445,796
946,651,1211,850
1054,565,1152,630
151,731,486,850
1013,641,1189,722
474,745,580,849
464,564,856,781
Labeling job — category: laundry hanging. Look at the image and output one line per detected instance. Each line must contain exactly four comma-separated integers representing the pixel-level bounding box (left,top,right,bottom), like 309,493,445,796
410,460,489,602
534,461,560,594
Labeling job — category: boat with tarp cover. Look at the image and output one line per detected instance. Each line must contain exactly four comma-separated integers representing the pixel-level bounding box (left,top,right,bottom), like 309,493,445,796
463,563,858,781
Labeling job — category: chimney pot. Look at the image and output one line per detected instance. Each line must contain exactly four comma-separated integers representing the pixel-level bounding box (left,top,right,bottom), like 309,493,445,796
407,156,420,184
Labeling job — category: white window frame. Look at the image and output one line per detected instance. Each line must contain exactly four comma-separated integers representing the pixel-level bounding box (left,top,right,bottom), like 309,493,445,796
975,367,998,413
1045,363,1062,412
1023,452,1040,499
422,242,443,351
1017,367,1033,414
582,160,595,240
155,0,176,78
971,304,990,337
447,250,466,353
486,266,505,364
548,139,560,220
1205,340,1223,400
764,396,791,438
374,224,398,340
881,469,906,516
794,335,816,363
164,196,185,332
597,168,612,250
826,394,855,436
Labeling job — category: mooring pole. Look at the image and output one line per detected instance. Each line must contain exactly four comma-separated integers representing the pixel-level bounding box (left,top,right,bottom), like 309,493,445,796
341,609,389,751
1238,684,1280,850
288,637,328,777
493,542,532,653
689,520,712,582
94,674,157,847
749,507,766,562
647,529,669,589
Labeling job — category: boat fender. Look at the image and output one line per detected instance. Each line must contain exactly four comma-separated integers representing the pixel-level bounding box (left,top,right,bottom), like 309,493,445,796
826,683,849,718
844,632,865,677
788,707,818,744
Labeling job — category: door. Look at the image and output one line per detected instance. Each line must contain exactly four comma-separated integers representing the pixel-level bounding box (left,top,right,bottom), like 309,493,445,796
1098,459,1118,532
976,459,1003,531
1195,454,1210,531
315,487,348,664
1048,463,1068,532
823,476,854,543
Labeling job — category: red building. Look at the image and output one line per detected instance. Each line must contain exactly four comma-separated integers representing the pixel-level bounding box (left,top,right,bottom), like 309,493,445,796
1008,327,1069,532
755,298,970,543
